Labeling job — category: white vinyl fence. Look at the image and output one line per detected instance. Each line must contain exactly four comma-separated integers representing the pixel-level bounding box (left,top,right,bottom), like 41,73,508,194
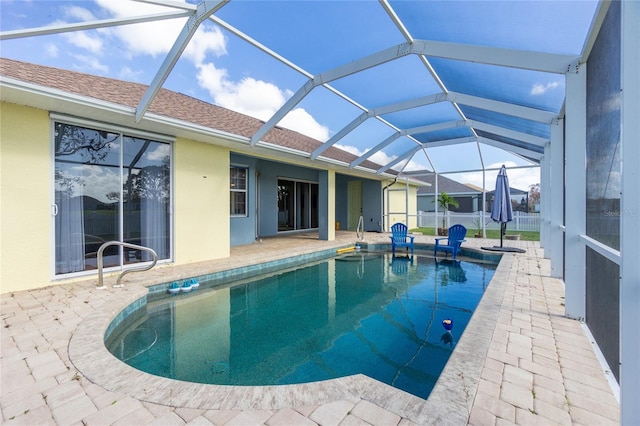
418,211,540,233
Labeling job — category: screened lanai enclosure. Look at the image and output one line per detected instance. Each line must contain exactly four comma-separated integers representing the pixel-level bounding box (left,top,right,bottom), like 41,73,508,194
0,1,638,423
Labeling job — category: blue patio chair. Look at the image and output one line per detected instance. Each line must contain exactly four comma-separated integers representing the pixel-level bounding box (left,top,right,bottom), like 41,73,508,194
434,224,467,260
390,223,414,255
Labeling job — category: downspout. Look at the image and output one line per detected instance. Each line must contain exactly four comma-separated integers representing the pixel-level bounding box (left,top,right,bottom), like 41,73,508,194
382,177,398,232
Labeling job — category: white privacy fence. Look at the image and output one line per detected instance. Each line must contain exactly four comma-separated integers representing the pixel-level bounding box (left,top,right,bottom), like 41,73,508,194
418,211,541,232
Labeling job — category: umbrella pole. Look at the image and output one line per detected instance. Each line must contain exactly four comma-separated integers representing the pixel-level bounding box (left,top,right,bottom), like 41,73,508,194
500,222,505,247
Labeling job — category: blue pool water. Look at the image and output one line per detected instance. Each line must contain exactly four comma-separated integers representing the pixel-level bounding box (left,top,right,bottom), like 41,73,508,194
106,253,496,399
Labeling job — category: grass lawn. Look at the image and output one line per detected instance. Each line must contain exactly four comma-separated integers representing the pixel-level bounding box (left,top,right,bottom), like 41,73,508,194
410,227,540,241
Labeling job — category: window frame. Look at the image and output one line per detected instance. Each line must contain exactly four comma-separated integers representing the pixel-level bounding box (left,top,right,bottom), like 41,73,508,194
230,165,248,217
50,114,175,279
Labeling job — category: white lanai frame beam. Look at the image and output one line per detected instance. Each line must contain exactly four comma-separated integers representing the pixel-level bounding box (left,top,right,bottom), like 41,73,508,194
468,120,549,146
447,92,558,124
0,11,192,40
411,40,580,74
548,119,565,277
386,122,545,177
376,145,423,175
314,91,556,161
350,129,471,171
382,0,563,184
250,38,576,151
383,0,481,185
2,1,570,178
349,133,401,169
312,93,446,159
563,68,587,321
311,111,374,160
250,42,413,145
405,120,466,136
135,0,229,122
620,1,640,422
207,13,411,149
478,137,544,160
420,136,477,149
381,0,471,138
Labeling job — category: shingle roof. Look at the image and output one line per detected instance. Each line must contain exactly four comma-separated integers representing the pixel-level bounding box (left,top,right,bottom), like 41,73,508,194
416,174,481,195
0,58,386,173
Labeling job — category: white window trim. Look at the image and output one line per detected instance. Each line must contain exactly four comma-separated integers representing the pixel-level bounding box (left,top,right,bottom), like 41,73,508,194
230,165,249,217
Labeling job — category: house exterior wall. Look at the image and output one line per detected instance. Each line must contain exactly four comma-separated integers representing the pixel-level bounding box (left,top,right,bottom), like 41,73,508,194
230,154,258,246
386,181,418,230
0,102,232,293
257,159,320,237
0,103,52,293
318,170,335,241
174,137,230,264
335,174,383,232
418,194,479,213
362,179,383,232
0,100,390,294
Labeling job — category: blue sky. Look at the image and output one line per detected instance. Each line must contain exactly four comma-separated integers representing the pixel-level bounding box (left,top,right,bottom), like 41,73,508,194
0,0,600,191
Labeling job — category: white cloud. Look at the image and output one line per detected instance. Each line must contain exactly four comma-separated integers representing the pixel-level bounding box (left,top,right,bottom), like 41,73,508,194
280,108,330,142
91,0,328,141
118,65,143,81
334,144,424,171
145,144,171,162
70,54,109,73
45,43,59,58
76,164,121,202
94,0,184,57
50,7,104,54
63,31,104,54
530,81,561,95
196,62,329,141
64,5,97,22
183,26,227,64
200,67,288,120
94,0,225,62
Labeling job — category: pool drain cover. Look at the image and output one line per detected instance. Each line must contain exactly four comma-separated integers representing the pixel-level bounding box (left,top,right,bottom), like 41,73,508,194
211,362,228,374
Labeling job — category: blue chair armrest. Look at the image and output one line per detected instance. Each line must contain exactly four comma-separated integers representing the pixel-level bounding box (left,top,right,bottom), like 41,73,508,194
434,237,447,243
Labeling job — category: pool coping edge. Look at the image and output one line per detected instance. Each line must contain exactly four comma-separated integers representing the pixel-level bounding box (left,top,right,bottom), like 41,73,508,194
68,252,511,424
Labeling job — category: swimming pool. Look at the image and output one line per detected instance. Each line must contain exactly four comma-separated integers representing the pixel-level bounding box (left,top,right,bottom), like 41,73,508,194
106,253,496,399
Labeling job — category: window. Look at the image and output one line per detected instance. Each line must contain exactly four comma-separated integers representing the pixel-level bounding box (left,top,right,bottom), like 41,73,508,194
53,120,172,276
230,166,247,216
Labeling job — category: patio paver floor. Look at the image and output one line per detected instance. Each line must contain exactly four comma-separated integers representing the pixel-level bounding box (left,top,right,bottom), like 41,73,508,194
1,232,619,425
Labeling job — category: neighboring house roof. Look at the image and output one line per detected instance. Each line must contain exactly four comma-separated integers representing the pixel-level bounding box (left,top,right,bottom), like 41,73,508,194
486,187,528,197
0,58,389,174
416,174,482,195
464,183,485,193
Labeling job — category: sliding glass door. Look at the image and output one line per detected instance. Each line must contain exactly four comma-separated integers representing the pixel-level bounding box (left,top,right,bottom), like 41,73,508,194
277,179,318,232
53,121,171,276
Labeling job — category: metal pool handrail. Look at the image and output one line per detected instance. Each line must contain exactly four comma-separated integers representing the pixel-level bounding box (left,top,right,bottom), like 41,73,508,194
96,241,158,289
356,215,364,241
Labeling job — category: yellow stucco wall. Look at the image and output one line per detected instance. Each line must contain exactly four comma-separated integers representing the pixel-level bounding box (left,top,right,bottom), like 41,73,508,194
0,103,52,293
174,138,230,263
0,103,231,294
386,180,419,230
